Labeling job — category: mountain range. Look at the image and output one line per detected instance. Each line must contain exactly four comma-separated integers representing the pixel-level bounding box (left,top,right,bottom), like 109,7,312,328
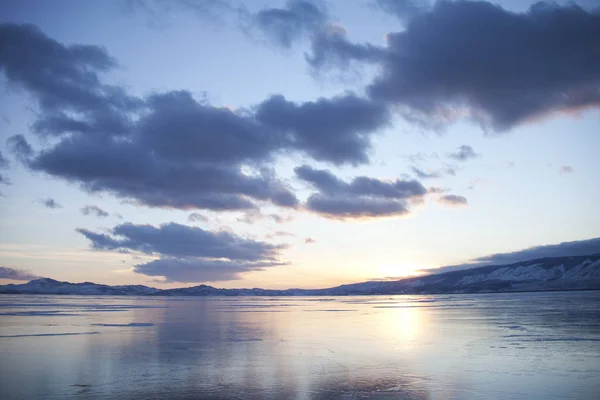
1,254,599,296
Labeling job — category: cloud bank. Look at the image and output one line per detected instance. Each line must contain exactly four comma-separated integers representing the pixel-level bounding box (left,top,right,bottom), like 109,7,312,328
77,222,287,282
296,165,427,219
309,1,600,130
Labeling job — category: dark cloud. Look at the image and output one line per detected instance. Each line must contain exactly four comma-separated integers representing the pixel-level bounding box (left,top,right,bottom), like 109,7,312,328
78,222,286,283
295,165,427,219
6,134,33,162
0,174,10,185
0,266,40,281
369,1,600,130
559,165,574,175
374,0,430,21
24,91,299,211
306,24,384,72
448,145,478,162
471,237,600,266
429,236,600,274
40,198,62,209
2,25,400,212
80,205,109,218
255,93,390,165
0,151,9,169
309,2,600,131
250,0,328,48
0,23,141,136
77,222,284,261
134,258,284,283
188,212,209,223
438,194,468,207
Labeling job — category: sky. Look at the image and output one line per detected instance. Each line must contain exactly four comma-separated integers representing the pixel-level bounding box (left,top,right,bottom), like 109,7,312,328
0,0,599,289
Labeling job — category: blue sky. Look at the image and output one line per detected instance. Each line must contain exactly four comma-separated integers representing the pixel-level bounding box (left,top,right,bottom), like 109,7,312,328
0,0,599,289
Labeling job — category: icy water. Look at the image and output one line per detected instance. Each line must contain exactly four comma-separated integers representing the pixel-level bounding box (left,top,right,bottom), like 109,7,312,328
0,292,599,400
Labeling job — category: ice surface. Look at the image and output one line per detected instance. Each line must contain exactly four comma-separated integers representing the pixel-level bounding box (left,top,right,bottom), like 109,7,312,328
0,332,99,338
90,323,154,327
1,292,599,399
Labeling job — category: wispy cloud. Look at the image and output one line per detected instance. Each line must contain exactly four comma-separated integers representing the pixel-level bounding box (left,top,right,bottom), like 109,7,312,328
81,205,109,218
559,165,574,175
188,212,209,223
0,266,40,281
39,198,62,209
437,194,468,207
447,145,479,162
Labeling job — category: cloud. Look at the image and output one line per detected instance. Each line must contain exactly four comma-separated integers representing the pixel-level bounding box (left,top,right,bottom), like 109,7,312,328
438,194,468,207
411,166,441,179
249,0,328,48
0,151,9,169
2,25,399,212
266,231,295,239
19,89,298,211
129,0,327,49
447,145,478,162
188,212,209,223
255,93,390,165
370,1,600,130
268,214,294,224
304,237,316,244
133,257,284,283
295,165,427,219
306,23,385,72
0,266,40,281
374,0,430,21
77,222,284,260
239,211,294,224
411,165,456,179
0,23,141,137
429,236,600,274
78,222,287,282
559,165,574,175
6,134,33,162
309,2,600,131
40,198,62,209
80,205,109,218
428,186,448,194
471,237,600,265
0,174,10,185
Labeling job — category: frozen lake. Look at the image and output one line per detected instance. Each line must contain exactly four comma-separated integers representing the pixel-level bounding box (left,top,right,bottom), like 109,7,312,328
1,291,599,399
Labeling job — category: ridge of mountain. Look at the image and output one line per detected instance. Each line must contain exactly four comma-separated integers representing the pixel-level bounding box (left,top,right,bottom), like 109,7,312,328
1,254,599,296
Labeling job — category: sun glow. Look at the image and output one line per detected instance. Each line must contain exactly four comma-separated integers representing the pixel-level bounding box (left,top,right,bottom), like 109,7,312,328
377,263,425,279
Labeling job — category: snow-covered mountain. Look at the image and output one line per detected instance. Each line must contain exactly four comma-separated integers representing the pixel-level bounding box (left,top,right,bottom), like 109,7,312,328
1,254,599,296
0,278,159,295
317,254,600,295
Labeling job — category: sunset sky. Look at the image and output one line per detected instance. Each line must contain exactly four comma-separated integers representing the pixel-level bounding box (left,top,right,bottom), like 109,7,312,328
0,0,599,289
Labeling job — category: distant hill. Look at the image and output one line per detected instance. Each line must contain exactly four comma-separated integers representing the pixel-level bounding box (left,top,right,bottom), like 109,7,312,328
0,278,159,295
1,254,599,296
